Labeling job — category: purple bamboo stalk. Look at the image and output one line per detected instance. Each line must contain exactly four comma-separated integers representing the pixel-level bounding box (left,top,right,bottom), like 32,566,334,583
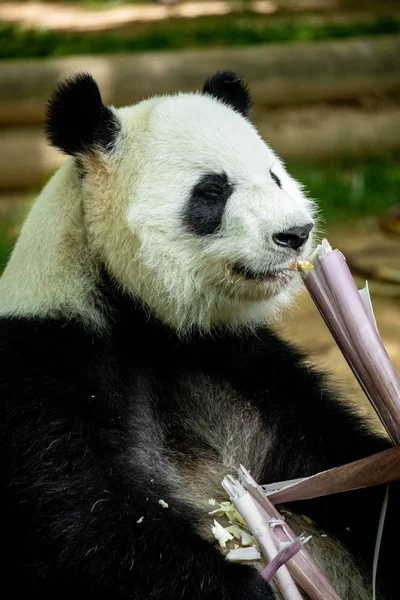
239,466,343,600
262,445,400,503
301,241,400,443
263,538,302,582
222,475,303,600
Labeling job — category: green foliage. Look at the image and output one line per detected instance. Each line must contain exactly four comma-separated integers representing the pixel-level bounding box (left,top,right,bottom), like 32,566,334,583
0,198,33,271
1,16,399,58
290,156,400,222
0,230,13,271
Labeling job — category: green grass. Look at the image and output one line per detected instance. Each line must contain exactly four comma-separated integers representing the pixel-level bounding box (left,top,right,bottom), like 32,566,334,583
290,156,400,222
0,157,398,274
0,199,32,271
1,16,400,58
0,230,14,272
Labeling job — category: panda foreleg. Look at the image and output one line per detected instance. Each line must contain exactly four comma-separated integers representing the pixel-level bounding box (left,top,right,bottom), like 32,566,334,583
6,446,276,599
3,398,274,597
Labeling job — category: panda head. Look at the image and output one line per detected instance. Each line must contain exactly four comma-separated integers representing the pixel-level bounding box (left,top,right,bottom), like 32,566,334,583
18,72,317,334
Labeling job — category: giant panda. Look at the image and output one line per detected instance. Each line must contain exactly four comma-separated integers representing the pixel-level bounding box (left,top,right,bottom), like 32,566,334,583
0,71,398,600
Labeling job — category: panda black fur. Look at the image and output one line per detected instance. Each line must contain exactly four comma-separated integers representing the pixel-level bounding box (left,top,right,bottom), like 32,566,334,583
0,72,398,600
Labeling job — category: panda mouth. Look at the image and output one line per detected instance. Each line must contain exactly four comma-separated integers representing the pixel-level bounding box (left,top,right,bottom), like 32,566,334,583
231,264,294,284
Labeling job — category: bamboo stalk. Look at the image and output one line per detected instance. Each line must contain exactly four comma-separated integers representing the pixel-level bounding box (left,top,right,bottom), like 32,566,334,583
262,446,400,503
239,466,342,600
222,475,303,600
299,240,400,443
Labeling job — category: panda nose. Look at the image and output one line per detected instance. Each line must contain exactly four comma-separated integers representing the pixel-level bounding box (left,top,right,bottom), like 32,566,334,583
272,223,314,251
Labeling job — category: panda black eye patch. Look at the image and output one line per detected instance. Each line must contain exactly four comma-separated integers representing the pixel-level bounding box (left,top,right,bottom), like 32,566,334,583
183,173,234,236
270,170,282,188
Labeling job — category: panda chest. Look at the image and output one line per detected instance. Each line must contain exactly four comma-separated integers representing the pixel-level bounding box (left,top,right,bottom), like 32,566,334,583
165,375,274,509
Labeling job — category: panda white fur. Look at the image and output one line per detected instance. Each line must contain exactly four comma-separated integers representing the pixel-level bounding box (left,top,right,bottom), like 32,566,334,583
0,72,398,600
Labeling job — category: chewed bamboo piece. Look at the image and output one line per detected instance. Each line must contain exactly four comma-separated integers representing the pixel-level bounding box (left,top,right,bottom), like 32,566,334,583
222,475,304,600
262,538,303,583
238,466,342,600
296,239,400,443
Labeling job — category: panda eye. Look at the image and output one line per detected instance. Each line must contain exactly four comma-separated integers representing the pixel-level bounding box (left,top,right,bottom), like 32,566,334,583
183,172,234,236
202,184,224,198
270,170,282,188
196,173,229,199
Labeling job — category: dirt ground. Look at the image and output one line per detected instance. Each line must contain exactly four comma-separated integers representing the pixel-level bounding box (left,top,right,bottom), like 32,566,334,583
1,0,398,32
277,219,400,431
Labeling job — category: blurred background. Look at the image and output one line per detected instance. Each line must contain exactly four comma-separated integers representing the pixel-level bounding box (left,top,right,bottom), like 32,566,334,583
0,0,399,419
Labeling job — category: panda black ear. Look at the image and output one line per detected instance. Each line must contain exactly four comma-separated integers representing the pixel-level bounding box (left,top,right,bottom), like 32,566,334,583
202,70,252,117
46,73,120,156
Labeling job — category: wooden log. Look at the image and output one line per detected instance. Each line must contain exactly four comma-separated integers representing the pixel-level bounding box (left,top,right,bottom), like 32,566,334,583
1,105,400,189
257,105,400,160
0,36,399,125
0,127,65,189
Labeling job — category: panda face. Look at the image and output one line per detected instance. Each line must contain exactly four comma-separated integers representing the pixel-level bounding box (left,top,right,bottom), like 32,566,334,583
34,72,316,333
106,91,315,331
